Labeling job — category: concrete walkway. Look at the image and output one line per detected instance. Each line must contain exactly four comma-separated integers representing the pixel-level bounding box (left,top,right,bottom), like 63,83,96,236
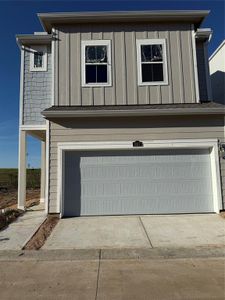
0,204,46,250
43,214,225,250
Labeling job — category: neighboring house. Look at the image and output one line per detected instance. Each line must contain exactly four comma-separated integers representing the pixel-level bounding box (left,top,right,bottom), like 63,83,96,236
209,40,225,104
16,10,225,217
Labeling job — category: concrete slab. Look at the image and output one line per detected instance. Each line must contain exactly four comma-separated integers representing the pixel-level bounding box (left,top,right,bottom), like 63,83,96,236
0,204,46,250
43,216,150,250
141,214,225,248
97,258,225,300
0,260,98,300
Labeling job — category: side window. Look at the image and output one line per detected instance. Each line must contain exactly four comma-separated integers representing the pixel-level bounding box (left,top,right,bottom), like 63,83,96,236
81,40,112,87
30,46,47,72
136,39,168,86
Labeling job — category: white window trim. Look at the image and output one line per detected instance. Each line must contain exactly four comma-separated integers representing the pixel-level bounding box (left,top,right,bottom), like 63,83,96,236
57,139,222,217
30,45,47,72
81,40,112,87
136,39,168,86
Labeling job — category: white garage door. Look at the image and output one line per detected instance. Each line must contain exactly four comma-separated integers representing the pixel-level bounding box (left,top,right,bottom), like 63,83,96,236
62,149,214,216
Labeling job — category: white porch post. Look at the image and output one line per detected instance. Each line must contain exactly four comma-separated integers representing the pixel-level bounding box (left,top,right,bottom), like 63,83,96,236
18,130,27,210
40,140,46,203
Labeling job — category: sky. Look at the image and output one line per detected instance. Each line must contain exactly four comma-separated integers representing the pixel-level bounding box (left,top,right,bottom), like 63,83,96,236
0,0,224,168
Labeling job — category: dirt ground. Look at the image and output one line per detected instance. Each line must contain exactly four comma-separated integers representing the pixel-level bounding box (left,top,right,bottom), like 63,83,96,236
24,215,59,250
0,189,40,210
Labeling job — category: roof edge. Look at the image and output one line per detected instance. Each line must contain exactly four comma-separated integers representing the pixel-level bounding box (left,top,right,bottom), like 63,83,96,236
16,34,53,48
38,10,210,33
42,107,225,119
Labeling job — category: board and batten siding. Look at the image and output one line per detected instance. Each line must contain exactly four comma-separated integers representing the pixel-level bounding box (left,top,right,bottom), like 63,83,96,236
48,115,225,213
23,46,52,125
54,23,197,106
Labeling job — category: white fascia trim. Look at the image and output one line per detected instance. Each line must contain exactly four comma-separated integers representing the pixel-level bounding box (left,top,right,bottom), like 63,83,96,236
191,26,200,103
136,38,168,86
57,138,222,216
20,125,47,130
51,28,55,105
30,45,48,72
81,39,112,87
19,46,25,126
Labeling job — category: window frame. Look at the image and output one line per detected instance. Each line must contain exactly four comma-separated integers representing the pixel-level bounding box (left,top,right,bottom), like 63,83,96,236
136,39,168,86
81,40,112,87
30,45,48,72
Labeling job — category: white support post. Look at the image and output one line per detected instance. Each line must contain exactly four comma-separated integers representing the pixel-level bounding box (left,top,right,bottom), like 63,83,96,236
18,130,27,210
40,140,46,203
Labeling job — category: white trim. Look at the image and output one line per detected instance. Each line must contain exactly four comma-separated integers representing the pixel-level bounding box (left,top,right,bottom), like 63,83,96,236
210,144,222,213
30,45,47,72
20,125,47,131
57,139,222,216
81,40,112,87
45,120,50,214
51,28,55,105
192,26,200,103
136,38,168,86
19,46,25,126
204,42,212,100
18,130,27,210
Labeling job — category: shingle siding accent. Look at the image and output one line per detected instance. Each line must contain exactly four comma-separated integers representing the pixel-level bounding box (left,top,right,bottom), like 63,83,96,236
23,46,52,125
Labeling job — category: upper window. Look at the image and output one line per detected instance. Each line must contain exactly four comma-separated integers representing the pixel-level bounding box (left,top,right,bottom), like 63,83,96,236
136,39,168,86
30,46,47,72
81,40,112,87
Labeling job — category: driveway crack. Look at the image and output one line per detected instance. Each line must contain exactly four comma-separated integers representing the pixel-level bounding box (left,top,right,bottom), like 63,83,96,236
95,249,101,300
139,217,153,248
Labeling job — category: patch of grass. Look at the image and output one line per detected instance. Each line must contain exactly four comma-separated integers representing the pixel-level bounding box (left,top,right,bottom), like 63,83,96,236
0,168,40,189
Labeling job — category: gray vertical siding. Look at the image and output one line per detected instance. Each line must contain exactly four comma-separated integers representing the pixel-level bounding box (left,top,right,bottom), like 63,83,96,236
54,23,197,106
196,41,209,101
23,46,52,125
48,115,225,213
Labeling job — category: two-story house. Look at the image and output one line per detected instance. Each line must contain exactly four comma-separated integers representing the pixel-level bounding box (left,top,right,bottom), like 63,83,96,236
16,10,225,217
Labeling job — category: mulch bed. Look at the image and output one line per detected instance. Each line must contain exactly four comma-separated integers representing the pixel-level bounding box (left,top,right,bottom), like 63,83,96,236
0,209,24,231
220,211,225,219
23,215,59,250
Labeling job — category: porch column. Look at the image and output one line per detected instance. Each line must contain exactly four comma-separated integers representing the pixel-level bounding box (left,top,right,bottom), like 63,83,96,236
40,140,46,203
18,130,27,210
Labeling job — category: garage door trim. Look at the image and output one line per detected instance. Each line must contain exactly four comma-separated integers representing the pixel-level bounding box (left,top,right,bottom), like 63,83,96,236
57,139,222,216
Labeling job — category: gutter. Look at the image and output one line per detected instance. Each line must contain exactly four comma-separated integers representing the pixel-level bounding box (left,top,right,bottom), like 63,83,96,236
16,34,53,49
42,107,225,119
195,28,213,42
38,10,210,33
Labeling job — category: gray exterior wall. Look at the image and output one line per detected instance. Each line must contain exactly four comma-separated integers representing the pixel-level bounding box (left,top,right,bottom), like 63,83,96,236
48,116,225,213
196,41,209,101
54,23,197,106
23,46,52,125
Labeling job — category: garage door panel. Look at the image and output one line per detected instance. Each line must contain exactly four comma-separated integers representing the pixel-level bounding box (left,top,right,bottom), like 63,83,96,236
63,149,214,216
82,179,211,196
80,194,213,215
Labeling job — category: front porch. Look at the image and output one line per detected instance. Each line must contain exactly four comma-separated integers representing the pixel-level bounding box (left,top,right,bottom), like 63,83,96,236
18,127,47,212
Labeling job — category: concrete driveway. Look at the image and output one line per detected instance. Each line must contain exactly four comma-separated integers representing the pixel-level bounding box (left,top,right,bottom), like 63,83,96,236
43,214,225,250
0,257,224,300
